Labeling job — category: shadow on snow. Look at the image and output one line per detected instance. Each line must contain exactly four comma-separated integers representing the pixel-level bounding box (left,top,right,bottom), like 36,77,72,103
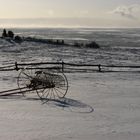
0,94,94,113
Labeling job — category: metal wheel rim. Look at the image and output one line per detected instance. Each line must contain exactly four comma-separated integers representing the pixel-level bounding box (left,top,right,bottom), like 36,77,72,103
17,67,37,97
36,71,68,100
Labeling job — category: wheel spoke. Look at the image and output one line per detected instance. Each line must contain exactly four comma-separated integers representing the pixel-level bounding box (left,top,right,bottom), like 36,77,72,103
54,88,61,98
54,87,65,97
22,71,33,79
45,88,51,99
52,88,55,99
55,85,66,90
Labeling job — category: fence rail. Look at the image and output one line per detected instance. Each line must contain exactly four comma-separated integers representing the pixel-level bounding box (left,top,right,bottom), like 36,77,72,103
0,61,140,73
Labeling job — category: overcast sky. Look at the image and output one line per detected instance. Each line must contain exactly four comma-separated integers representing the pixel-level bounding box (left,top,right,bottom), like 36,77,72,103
0,0,140,28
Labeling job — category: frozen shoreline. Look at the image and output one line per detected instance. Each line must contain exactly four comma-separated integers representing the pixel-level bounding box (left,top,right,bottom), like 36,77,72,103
0,72,140,140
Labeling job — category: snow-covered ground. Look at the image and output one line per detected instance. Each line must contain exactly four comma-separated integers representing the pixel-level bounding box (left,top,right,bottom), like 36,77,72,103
0,27,140,139
0,72,140,140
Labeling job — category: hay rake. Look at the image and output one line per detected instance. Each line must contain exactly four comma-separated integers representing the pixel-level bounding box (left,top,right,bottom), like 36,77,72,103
0,62,68,100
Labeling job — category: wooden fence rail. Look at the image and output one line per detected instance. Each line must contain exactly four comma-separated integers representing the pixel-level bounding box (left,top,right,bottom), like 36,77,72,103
0,61,140,73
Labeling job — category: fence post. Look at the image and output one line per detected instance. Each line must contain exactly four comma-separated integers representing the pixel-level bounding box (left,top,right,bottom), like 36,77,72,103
15,62,19,71
62,61,64,72
98,64,101,72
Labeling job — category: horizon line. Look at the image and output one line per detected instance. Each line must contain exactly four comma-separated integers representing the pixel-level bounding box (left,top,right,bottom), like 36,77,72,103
0,26,140,29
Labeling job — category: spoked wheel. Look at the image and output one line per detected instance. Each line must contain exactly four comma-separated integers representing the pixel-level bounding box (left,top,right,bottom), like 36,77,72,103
17,67,38,97
36,70,68,100
17,67,69,100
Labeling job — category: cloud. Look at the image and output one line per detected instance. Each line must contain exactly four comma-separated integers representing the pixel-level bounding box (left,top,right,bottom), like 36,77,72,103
111,4,140,20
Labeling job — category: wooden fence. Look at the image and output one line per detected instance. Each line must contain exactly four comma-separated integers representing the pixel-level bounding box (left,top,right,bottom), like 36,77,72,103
0,61,140,73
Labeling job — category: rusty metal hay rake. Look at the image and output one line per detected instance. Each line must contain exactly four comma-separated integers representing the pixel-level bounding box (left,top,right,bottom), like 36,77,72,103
0,62,68,100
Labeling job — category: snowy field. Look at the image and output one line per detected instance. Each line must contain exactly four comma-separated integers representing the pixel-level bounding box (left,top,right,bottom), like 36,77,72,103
0,72,140,140
0,28,140,139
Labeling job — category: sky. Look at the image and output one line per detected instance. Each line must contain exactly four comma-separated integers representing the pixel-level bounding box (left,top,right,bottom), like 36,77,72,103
0,0,140,28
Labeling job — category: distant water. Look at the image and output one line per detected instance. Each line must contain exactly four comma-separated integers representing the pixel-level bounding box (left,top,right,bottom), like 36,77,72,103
0,28,140,66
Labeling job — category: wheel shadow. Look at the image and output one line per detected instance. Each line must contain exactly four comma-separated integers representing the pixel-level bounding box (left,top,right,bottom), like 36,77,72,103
0,94,94,114
42,97,94,113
